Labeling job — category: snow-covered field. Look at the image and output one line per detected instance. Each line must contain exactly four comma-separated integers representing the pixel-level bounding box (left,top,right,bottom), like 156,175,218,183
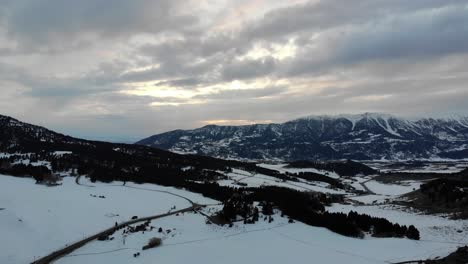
217,168,346,194
0,175,215,264
258,163,341,178
364,160,468,174
55,205,468,264
364,180,421,196
328,203,468,262
1,161,466,264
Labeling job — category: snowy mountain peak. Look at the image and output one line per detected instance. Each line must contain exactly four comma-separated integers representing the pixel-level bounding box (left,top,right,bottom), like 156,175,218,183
297,112,397,122
138,113,468,161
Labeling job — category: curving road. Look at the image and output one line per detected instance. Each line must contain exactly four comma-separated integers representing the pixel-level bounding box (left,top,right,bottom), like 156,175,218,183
359,179,376,195
31,205,204,264
31,176,210,264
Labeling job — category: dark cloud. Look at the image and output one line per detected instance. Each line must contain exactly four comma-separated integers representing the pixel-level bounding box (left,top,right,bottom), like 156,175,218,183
332,5,468,63
0,62,123,100
1,0,197,51
222,57,277,81
279,3,468,77
243,0,468,40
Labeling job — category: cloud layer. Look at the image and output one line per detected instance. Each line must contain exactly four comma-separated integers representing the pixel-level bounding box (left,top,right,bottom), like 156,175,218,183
0,0,467,140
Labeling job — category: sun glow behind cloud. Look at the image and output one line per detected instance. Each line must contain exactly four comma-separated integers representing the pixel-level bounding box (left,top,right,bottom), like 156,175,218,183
201,119,274,126
240,40,297,61
121,78,284,105
125,85,195,98
345,94,394,103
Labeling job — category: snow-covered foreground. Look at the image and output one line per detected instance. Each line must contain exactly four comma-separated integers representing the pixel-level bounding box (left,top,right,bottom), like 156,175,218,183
328,175,468,262
1,170,466,264
328,203,468,263
56,205,467,264
0,175,215,264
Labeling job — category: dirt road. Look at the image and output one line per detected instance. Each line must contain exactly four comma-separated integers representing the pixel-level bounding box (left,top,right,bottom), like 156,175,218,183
359,179,376,195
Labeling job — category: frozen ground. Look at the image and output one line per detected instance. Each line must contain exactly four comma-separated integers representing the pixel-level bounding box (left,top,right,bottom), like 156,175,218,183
216,168,346,194
328,203,468,263
328,173,468,262
0,175,215,264
55,205,467,264
364,161,468,174
1,162,466,264
342,174,423,204
257,163,341,178
364,180,421,196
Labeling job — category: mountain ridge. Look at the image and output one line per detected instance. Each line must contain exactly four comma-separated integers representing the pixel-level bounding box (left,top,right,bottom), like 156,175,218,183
137,113,468,161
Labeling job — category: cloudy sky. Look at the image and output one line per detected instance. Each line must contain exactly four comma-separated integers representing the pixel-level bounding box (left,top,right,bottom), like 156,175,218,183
1,0,468,141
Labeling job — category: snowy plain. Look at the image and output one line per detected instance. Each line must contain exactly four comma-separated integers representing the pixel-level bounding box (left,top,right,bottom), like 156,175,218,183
1,160,467,264
55,204,468,264
216,168,346,194
0,175,215,264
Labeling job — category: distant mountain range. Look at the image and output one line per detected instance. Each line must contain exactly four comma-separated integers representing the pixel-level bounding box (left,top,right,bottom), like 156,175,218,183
137,113,468,161
0,113,275,181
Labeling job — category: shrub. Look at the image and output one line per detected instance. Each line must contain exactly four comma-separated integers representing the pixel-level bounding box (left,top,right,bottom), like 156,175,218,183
142,237,162,250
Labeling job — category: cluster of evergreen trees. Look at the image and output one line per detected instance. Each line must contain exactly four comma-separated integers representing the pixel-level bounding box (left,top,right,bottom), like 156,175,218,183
318,211,420,239
287,159,377,176
420,178,468,208
0,159,52,183
216,186,419,240
221,193,257,222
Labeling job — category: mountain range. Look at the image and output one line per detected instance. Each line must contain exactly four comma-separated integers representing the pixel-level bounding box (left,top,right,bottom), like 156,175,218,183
0,114,282,180
137,113,468,161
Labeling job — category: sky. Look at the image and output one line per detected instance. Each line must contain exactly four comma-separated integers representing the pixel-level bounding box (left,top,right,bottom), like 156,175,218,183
1,0,468,141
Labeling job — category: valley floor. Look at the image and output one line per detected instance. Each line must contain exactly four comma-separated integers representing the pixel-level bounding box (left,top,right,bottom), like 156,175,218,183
1,170,466,264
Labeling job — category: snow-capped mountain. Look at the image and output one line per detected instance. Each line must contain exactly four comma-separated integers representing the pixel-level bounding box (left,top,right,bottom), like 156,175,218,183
137,113,468,161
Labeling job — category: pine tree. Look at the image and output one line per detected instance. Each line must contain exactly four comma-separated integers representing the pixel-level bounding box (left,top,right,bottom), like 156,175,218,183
406,225,420,240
